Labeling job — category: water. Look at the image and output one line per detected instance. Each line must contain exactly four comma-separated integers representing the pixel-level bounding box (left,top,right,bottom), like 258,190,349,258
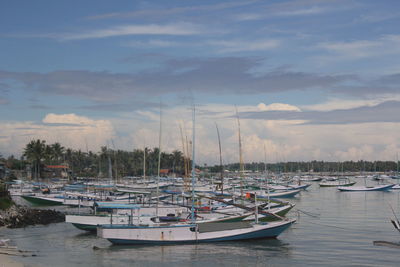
2,182,400,266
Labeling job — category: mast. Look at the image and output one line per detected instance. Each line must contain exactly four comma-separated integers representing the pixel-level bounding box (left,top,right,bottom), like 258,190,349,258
156,102,162,217
215,122,224,194
264,144,270,210
107,147,113,180
179,122,190,192
111,139,118,183
191,104,196,223
143,146,146,180
235,106,244,200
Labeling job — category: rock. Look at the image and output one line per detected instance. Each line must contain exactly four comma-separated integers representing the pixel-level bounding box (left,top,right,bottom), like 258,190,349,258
0,204,65,228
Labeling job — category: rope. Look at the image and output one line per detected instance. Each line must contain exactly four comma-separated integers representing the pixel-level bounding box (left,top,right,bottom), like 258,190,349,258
295,208,320,218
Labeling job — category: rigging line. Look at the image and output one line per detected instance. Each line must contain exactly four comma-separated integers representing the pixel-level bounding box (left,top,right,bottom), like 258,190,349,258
295,208,321,218
296,216,389,233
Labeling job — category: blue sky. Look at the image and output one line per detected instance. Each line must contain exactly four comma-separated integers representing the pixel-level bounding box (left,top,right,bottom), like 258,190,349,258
1,0,400,164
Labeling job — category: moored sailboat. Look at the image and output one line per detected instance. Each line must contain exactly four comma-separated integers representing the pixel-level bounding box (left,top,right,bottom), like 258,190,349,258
97,105,295,244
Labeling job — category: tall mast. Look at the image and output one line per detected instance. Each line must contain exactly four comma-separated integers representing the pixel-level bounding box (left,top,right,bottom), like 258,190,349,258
111,139,118,183
264,144,267,174
215,122,223,194
179,123,189,191
191,104,196,223
235,106,244,200
107,147,113,180
143,146,146,180
156,102,162,217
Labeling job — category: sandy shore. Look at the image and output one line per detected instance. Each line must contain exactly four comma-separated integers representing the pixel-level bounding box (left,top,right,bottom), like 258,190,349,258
0,254,24,267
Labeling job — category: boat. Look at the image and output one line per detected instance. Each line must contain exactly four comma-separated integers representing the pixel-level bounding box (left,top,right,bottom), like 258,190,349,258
239,189,301,199
66,202,187,231
319,177,356,187
268,184,311,191
97,219,295,244
96,106,296,244
337,184,394,192
20,194,64,206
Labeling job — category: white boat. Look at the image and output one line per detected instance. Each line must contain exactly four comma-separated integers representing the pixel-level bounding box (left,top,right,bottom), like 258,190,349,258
268,184,311,191
97,219,295,244
337,184,394,191
319,178,356,187
66,202,187,231
96,106,296,244
238,189,301,199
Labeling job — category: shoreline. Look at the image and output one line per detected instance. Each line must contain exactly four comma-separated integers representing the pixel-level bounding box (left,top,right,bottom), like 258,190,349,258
0,253,24,267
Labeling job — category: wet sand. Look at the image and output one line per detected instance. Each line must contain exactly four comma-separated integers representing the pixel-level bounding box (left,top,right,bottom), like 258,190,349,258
0,254,23,267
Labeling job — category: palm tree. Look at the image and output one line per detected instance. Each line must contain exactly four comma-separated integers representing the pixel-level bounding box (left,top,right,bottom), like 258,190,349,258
43,145,53,164
23,139,46,180
51,142,65,164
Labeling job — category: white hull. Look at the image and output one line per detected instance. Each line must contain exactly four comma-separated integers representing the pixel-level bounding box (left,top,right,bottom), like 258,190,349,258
97,219,295,244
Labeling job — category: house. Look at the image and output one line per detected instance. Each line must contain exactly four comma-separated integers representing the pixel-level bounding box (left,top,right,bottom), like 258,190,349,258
42,164,71,178
160,169,173,177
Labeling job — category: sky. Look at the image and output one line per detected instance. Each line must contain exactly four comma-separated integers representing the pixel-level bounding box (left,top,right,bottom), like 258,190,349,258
1,0,400,165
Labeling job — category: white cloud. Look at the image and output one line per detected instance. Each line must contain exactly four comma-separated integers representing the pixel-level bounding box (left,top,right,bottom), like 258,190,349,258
43,113,98,125
257,102,301,112
276,6,327,16
58,23,203,40
208,39,280,53
303,94,400,111
0,114,115,156
2,104,400,164
316,34,400,60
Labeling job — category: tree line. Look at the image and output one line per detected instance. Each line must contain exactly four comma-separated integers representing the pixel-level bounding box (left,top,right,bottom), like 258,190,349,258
2,139,187,179
1,140,399,180
211,160,399,174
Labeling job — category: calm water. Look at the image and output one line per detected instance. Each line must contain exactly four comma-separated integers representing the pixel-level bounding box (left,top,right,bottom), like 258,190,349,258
2,181,400,266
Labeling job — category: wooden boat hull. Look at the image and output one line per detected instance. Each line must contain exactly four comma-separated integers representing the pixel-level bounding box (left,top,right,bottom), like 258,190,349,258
98,219,296,245
337,184,394,191
20,195,64,206
319,182,356,187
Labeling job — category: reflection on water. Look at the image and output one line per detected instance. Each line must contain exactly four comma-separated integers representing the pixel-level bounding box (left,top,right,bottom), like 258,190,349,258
3,183,400,266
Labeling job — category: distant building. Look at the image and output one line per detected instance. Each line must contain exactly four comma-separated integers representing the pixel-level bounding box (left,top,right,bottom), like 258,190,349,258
42,164,71,179
160,169,173,177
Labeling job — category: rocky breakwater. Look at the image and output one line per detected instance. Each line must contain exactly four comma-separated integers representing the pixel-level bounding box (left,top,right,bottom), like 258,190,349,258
0,205,65,228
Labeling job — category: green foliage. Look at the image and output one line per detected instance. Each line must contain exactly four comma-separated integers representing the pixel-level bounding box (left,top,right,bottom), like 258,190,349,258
12,140,400,179
17,140,187,178
0,183,14,210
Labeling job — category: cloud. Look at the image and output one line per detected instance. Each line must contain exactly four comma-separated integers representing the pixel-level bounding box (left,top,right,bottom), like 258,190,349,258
317,34,400,60
0,113,115,157
276,6,327,16
86,1,259,20
257,103,301,112
302,95,400,111
0,57,354,102
240,100,400,125
208,39,280,53
124,40,180,48
332,73,400,97
58,23,203,40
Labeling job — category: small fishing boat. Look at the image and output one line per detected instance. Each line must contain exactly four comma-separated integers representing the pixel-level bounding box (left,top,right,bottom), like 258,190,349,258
337,184,394,192
319,177,356,187
241,189,301,199
66,202,187,231
20,194,65,206
97,219,296,245
267,184,311,191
